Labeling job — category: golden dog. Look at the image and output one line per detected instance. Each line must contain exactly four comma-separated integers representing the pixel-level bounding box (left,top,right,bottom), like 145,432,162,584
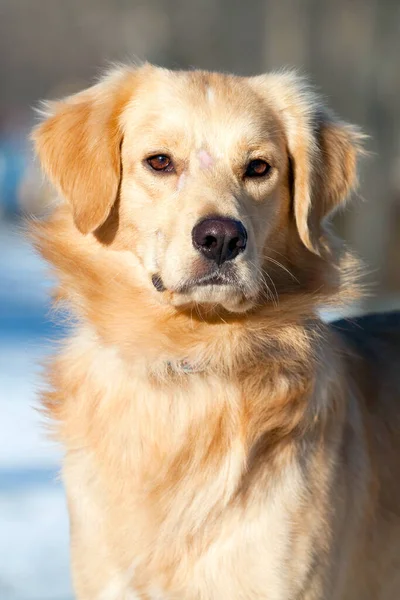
32,64,400,599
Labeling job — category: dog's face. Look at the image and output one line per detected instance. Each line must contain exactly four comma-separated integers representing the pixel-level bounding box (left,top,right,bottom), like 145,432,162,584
34,65,362,314
118,70,289,312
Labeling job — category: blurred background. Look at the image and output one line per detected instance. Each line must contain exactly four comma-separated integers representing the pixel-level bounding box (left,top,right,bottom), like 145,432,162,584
0,1,399,598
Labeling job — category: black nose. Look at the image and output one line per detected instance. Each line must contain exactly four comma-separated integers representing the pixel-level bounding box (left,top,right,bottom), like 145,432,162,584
192,217,247,266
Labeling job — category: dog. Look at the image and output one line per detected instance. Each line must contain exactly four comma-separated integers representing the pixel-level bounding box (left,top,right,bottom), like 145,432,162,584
31,64,400,599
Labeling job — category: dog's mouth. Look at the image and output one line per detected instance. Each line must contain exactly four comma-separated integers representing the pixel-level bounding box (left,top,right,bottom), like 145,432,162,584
152,267,239,294
184,271,237,290
151,264,258,313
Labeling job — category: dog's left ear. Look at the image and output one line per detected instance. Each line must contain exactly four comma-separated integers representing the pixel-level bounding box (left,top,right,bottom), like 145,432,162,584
251,72,365,254
32,68,137,234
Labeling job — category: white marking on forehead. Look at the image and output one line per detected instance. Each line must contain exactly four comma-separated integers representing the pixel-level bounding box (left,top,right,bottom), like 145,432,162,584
177,172,186,191
206,85,215,103
198,149,214,169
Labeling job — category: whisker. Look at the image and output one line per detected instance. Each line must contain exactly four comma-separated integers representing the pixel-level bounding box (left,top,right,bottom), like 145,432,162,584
262,255,300,283
246,259,279,307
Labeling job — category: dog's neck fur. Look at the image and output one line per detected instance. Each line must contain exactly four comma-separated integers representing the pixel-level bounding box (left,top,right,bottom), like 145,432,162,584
36,210,349,444
46,313,342,467
48,317,347,593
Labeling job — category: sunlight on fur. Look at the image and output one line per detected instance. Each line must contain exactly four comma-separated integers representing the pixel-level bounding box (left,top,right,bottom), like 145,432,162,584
30,64,399,600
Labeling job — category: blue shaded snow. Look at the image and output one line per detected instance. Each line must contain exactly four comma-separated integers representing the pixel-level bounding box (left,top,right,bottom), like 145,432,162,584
0,223,72,600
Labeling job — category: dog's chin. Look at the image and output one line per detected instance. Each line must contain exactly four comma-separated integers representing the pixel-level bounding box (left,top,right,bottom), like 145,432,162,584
170,283,258,314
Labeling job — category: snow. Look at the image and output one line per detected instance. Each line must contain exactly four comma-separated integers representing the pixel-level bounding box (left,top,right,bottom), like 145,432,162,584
0,222,73,600
0,487,71,600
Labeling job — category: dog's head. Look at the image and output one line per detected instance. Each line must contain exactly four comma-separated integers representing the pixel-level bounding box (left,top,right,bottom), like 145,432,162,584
33,64,363,315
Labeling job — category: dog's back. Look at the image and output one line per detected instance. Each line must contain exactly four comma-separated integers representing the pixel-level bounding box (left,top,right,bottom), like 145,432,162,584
331,311,400,354
331,311,400,417
331,312,400,599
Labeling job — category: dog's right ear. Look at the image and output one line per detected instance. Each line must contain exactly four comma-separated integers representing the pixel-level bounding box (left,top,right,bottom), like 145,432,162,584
32,68,137,234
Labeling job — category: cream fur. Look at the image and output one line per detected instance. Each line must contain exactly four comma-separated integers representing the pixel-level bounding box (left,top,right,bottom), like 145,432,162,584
31,64,399,599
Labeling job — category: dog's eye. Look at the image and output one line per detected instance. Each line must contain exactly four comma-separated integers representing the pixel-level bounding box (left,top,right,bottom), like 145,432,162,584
147,154,174,173
245,159,271,178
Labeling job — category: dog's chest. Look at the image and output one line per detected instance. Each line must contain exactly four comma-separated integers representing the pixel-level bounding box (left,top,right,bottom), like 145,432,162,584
61,349,317,599
65,439,312,600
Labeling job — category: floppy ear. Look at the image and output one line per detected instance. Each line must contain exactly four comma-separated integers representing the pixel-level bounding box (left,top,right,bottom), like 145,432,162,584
252,72,365,254
32,68,136,234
